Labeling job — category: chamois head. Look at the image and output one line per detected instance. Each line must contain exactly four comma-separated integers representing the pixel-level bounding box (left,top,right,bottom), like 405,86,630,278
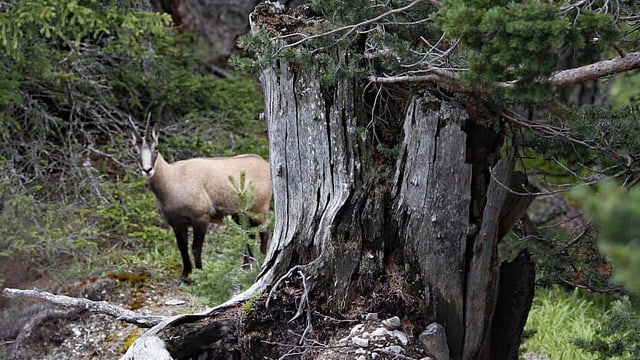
129,114,159,178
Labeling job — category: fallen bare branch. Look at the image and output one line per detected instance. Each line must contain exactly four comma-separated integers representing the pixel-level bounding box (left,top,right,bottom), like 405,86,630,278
2,288,165,328
7,305,81,360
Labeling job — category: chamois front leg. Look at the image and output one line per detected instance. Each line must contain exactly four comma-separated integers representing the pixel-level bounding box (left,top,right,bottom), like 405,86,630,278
171,222,192,285
192,218,208,271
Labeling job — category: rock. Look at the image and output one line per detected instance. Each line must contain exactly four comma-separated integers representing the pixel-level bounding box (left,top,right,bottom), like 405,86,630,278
352,336,370,347
350,323,365,336
383,345,404,354
164,298,186,306
381,316,401,329
390,330,409,345
365,312,379,321
369,326,409,346
419,322,449,360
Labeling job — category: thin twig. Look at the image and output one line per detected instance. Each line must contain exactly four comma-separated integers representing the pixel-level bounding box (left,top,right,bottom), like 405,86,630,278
275,0,428,54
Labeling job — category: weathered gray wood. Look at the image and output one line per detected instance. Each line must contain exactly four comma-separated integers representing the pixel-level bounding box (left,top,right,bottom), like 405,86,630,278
491,250,535,360
392,95,472,359
2,288,165,327
260,53,362,309
462,151,515,360
120,336,173,360
3,303,81,360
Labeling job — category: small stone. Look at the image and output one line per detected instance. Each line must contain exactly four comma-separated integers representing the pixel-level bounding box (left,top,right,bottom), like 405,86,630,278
371,327,391,338
350,323,365,336
382,316,401,329
352,336,370,347
390,330,409,345
365,312,379,321
419,322,450,360
370,327,391,338
164,298,186,306
383,345,404,354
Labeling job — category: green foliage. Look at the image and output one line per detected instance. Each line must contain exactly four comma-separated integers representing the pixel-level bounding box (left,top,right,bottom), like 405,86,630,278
0,166,101,270
0,0,170,118
611,72,640,108
520,105,640,179
232,27,281,75
93,176,168,242
0,0,267,191
0,0,171,61
574,296,640,359
522,286,611,360
235,0,437,85
438,0,617,88
572,182,640,293
241,0,622,103
500,221,610,292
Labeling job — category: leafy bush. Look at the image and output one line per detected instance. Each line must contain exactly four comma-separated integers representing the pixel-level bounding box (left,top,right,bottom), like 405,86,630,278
0,166,101,263
575,296,640,359
188,220,263,305
572,181,640,293
438,0,617,87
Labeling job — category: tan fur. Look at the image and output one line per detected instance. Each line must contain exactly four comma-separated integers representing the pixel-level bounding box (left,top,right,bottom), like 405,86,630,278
129,117,272,283
149,153,272,224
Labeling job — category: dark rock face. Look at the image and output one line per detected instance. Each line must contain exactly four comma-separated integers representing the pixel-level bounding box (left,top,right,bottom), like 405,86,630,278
150,0,305,64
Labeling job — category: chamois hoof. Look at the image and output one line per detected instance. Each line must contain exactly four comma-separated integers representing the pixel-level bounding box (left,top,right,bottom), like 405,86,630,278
177,277,194,287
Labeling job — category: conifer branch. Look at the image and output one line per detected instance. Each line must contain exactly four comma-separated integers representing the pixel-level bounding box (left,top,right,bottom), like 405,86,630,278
276,0,435,54
370,51,640,91
547,51,640,87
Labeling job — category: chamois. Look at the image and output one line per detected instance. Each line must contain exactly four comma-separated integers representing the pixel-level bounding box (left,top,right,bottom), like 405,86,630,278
128,116,272,284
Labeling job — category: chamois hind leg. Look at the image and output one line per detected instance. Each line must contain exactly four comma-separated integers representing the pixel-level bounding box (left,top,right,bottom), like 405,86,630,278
171,222,192,285
192,218,208,271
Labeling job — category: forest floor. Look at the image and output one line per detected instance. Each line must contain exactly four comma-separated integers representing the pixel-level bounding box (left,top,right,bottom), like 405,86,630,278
1,264,440,359
0,264,204,360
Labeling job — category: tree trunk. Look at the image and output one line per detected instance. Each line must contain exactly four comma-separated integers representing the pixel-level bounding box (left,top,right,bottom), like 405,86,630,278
123,4,536,358
257,43,534,358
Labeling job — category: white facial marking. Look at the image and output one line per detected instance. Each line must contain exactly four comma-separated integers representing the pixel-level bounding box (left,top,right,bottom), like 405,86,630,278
139,140,156,178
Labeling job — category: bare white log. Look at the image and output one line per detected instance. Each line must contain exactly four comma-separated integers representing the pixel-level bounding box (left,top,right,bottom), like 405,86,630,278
2,288,165,327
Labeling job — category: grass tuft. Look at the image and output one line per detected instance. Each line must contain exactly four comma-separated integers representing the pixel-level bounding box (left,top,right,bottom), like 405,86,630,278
522,286,611,360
